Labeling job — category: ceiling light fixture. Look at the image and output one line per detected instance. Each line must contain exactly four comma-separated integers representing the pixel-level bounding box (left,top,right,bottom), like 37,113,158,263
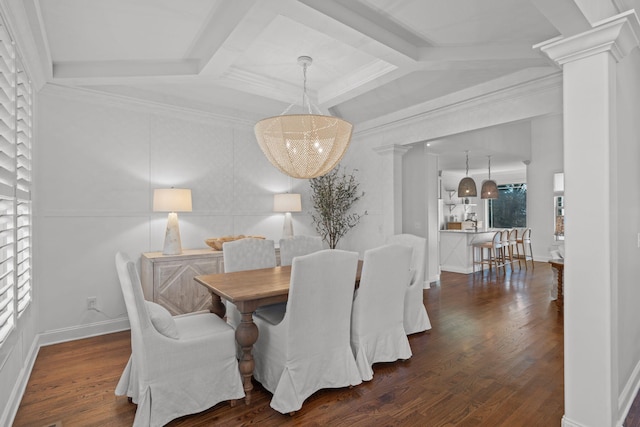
254,56,353,179
481,155,498,199
457,151,477,197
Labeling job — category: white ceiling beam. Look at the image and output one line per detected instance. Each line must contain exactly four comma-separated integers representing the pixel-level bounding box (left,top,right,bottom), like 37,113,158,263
292,0,418,66
317,60,406,107
186,0,259,72
194,1,285,77
417,45,550,70
530,0,595,36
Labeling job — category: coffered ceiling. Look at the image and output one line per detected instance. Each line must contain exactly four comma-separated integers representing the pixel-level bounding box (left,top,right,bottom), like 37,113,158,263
18,0,625,170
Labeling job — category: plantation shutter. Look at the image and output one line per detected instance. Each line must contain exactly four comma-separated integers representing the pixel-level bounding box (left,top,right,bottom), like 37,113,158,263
15,58,30,316
0,21,14,344
0,18,32,346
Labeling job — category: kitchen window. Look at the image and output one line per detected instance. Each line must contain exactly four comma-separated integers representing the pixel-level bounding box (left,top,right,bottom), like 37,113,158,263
488,184,527,228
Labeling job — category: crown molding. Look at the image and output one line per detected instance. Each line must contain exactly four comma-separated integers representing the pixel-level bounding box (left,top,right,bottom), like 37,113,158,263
355,68,562,142
536,10,640,65
39,83,257,127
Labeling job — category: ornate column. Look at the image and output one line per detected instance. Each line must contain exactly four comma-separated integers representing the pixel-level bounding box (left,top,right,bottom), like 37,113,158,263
537,11,640,427
374,144,410,237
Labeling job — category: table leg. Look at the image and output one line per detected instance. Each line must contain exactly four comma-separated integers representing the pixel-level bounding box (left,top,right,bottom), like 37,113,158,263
236,308,259,404
208,291,226,318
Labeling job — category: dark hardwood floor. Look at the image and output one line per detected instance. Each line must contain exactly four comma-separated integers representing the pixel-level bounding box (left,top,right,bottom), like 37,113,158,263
12,261,633,426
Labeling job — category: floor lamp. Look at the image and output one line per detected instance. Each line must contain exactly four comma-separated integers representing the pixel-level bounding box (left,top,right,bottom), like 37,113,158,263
153,188,192,255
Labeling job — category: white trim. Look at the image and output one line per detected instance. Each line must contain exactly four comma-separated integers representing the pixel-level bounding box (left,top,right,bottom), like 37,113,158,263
0,332,39,427
562,416,588,427
38,317,130,347
39,83,257,128
618,359,640,427
1,318,131,425
354,69,562,141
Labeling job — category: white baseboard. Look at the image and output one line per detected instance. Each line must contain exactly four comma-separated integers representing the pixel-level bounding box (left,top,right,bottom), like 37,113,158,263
562,415,587,427
2,318,130,426
440,265,473,274
618,358,640,427
38,317,130,347
1,334,40,427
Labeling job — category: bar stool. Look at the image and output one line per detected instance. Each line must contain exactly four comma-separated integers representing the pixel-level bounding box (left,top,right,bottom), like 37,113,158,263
507,228,521,269
516,227,534,269
472,231,505,274
500,229,514,268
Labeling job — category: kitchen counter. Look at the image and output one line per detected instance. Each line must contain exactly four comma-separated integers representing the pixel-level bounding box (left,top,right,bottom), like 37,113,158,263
439,229,497,274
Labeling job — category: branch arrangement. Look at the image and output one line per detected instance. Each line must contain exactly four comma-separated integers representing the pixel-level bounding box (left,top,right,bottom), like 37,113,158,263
310,167,364,249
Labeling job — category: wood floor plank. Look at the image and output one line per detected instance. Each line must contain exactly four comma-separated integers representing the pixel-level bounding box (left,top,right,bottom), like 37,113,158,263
13,262,637,426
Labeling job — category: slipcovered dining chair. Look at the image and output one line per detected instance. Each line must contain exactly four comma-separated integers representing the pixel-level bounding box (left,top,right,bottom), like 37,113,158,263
350,244,413,381
114,252,244,427
279,235,323,266
385,233,432,335
251,249,362,414
222,237,277,328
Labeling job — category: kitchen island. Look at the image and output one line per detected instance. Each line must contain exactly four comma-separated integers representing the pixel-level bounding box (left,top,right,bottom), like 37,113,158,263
440,229,497,274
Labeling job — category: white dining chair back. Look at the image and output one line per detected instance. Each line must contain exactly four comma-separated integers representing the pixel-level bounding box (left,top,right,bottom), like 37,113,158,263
279,235,323,266
385,233,432,334
114,252,244,427
351,244,413,381
251,249,362,414
223,238,277,272
222,238,277,327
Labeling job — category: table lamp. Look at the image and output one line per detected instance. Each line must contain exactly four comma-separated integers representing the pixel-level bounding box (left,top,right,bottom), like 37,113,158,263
153,188,192,255
273,193,302,239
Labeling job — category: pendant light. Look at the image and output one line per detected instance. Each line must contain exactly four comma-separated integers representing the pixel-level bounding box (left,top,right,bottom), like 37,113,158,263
481,155,498,199
457,151,477,197
254,56,353,179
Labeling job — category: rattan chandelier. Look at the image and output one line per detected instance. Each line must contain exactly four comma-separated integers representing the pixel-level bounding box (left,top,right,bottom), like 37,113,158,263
457,151,477,197
254,56,353,179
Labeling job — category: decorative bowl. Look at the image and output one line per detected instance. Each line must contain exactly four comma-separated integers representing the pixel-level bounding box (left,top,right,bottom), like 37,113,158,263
205,235,265,251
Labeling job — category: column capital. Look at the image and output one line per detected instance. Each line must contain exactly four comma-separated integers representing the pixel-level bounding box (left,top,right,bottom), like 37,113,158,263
373,144,411,157
536,10,640,65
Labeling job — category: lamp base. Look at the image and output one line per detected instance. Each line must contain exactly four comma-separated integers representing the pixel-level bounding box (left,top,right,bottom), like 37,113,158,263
162,212,183,255
282,212,294,239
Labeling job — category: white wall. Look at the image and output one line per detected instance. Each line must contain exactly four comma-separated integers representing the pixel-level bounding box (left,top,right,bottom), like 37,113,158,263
528,114,564,260
615,45,640,417
35,85,317,338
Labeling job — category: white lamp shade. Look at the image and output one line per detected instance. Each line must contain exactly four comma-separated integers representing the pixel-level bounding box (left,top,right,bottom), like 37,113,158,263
153,188,192,212
273,193,302,212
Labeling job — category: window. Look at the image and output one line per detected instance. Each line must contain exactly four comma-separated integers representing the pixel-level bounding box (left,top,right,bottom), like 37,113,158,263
488,184,527,228
0,19,32,347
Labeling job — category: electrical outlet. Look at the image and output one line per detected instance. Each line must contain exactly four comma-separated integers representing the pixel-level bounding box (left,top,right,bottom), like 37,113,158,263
87,297,97,310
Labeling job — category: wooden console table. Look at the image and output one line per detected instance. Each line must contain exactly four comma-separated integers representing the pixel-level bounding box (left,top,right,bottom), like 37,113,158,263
141,249,224,315
548,259,564,313
141,247,281,315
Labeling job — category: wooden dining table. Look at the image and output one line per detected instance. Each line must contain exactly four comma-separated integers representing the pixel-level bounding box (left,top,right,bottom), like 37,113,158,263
194,260,363,404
